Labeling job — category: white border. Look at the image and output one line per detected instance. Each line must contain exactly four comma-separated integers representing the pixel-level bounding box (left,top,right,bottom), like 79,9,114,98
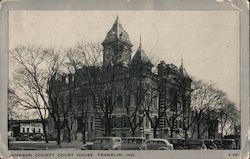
0,0,249,159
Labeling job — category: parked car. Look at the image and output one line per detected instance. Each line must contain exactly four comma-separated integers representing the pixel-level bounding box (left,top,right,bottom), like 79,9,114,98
222,139,237,149
81,137,121,150
146,138,173,150
213,139,223,149
185,140,207,150
31,134,45,141
167,138,185,150
121,137,147,150
204,139,218,149
15,134,30,141
81,142,94,150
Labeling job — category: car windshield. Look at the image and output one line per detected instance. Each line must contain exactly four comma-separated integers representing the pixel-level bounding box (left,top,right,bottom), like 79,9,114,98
101,138,113,143
157,141,166,144
187,144,203,149
186,140,205,149
222,140,234,145
214,140,221,144
187,140,202,144
204,141,213,145
122,139,142,144
170,139,184,144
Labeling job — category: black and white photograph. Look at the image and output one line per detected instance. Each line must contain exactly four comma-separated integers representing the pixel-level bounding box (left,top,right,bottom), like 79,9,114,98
0,1,249,158
7,10,241,151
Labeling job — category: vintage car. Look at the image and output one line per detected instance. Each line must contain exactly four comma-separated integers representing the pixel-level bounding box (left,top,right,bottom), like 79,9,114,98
146,138,173,150
221,139,237,149
81,137,122,150
15,134,30,141
166,138,185,150
203,139,218,149
121,137,147,150
184,140,207,150
30,134,45,141
213,139,223,149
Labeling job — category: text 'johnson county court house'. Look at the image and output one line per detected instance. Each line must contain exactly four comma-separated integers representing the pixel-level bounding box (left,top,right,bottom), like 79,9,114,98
47,17,219,141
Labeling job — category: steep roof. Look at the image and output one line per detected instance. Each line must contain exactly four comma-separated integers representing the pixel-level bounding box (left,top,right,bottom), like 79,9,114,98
130,45,152,66
102,16,132,46
179,64,191,80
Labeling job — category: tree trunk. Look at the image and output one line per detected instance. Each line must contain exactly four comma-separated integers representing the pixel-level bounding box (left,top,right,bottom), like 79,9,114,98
131,129,136,137
170,128,173,138
153,127,157,138
67,128,71,143
43,129,48,143
82,126,86,144
42,121,48,143
107,125,112,136
197,119,200,139
56,126,61,146
106,118,112,136
184,129,188,140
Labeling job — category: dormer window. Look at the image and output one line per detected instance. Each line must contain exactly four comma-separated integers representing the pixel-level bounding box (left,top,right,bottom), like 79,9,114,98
65,77,69,83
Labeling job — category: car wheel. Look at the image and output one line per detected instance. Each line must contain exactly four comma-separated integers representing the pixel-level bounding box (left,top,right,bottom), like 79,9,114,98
135,147,142,150
158,147,169,150
81,147,88,150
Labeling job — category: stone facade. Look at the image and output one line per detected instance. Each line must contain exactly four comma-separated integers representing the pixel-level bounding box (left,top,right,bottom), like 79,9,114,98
48,17,194,141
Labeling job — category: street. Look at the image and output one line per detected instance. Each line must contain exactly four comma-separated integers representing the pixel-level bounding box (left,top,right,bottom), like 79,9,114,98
9,141,83,150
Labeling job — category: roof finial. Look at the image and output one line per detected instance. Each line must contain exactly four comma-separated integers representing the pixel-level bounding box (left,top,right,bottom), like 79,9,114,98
181,54,183,67
116,14,119,21
115,14,119,38
139,32,142,47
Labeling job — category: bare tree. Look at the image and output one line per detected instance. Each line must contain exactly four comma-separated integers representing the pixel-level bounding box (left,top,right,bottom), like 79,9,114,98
59,41,102,142
10,45,67,145
124,75,151,137
216,101,239,137
189,79,239,139
10,46,53,143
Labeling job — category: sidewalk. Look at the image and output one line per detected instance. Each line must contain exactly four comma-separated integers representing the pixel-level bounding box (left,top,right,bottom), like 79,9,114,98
9,140,84,150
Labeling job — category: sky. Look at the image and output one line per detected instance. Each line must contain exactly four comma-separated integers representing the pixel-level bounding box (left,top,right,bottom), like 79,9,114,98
9,11,240,108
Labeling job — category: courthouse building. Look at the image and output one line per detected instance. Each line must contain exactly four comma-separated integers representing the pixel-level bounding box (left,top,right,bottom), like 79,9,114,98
47,17,194,141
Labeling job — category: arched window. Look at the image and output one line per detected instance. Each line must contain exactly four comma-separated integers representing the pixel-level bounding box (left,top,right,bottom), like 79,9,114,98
130,94,135,106
65,76,69,83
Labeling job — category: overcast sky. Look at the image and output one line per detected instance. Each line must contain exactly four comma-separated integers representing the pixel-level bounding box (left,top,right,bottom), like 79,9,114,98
9,11,240,107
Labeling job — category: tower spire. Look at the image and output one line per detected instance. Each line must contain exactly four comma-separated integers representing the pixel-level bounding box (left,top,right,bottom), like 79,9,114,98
181,54,183,67
139,32,142,47
115,14,119,38
116,14,119,21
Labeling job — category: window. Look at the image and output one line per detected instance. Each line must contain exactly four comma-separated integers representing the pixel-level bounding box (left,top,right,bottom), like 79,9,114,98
77,117,82,131
65,77,69,83
90,117,94,131
27,128,29,133
153,96,158,108
117,95,123,106
38,128,41,133
130,94,135,106
114,116,123,128
157,141,165,144
146,117,150,128
170,92,178,111
122,94,126,106
145,93,150,107
23,128,25,133
179,120,183,129
123,116,129,128
94,139,102,144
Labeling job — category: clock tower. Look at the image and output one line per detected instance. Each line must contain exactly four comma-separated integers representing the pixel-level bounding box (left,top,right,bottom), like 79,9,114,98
102,16,133,67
